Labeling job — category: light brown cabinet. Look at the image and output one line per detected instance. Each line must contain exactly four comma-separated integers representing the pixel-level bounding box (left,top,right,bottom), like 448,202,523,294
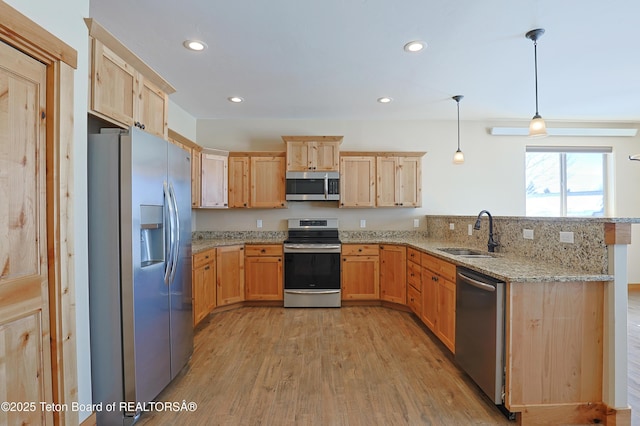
244,245,283,301
192,248,216,326
376,156,422,207
282,136,342,172
216,245,245,306
420,253,456,352
406,247,422,316
167,130,203,208
379,245,406,304
88,37,170,139
339,156,376,208
201,150,229,208
228,153,286,208
341,244,380,300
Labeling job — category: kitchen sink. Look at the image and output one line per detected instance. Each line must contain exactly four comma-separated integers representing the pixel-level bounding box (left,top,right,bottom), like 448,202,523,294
437,247,494,258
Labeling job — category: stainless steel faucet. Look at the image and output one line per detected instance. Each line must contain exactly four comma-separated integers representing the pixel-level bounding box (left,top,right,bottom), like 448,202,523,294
474,210,499,252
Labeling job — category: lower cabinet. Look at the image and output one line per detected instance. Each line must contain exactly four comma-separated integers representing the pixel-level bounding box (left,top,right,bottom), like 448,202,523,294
379,245,406,304
245,244,283,301
341,244,379,300
406,247,422,316
192,248,216,326
420,253,456,353
216,245,245,306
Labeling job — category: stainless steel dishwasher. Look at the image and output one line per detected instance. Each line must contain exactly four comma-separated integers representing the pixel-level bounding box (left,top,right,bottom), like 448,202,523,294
455,266,510,413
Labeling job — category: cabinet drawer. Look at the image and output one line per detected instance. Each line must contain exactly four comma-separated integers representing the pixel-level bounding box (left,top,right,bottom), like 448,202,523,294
341,244,379,256
194,248,216,268
245,244,283,256
407,260,421,291
407,285,421,316
407,247,421,263
421,253,456,282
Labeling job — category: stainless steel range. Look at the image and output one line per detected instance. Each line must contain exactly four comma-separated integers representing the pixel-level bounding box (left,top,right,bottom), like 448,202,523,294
283,218,341,307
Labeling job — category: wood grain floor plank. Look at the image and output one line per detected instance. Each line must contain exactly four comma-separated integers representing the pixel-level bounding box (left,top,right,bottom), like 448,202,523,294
137,307,514,425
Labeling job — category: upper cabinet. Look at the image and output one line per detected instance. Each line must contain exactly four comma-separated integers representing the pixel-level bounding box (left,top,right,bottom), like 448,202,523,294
86,19,174,139
167,130,202,208
339,156,376,208
201,150,229,208
228,153,286,209
282,136,342,172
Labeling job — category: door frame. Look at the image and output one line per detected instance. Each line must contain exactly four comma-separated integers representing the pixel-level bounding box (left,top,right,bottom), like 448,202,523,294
0,3,78,425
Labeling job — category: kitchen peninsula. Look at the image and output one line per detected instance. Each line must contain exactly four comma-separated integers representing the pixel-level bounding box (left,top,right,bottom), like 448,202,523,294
193,215,636,425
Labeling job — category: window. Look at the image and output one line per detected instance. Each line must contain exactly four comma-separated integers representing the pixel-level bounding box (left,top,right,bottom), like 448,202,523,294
525,146,610,217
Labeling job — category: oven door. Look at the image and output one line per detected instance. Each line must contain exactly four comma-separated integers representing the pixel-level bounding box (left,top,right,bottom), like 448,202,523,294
283,245,341,307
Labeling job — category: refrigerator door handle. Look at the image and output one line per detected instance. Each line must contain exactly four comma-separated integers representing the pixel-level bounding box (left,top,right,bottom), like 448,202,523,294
163,181,174,284
168,182,180,285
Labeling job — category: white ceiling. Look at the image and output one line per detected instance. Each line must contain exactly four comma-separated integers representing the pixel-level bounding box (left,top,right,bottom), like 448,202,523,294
89,0,640,123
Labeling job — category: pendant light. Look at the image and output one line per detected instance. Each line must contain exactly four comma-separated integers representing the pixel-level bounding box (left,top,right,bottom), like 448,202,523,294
452,95,464,164
526,28,547,138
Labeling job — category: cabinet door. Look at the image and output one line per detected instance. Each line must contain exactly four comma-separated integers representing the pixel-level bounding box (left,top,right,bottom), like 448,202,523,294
191,149,202,208
339,156,376,208
228,157,250,208
376,156,399,206
421,268,438,331
245,256,283,300
137,75,168,138
379,245,406,304
216,246,245,306
193,260,215,325
438,278,456,353
285,141,312,171
250,156,286,208
201,153,228,208
315,141,340,171
341,255,380,300
397,156,422,207
90,39,135,127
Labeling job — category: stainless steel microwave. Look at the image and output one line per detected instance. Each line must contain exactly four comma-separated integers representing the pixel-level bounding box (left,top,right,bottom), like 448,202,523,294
285,171,340,201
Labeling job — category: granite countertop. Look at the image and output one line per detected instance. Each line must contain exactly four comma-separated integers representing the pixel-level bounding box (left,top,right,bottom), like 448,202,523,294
192,234,612,284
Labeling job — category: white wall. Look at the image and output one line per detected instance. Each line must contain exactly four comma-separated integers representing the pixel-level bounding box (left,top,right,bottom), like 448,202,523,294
168,99,197,141
3,0,93,422
196,118,640,279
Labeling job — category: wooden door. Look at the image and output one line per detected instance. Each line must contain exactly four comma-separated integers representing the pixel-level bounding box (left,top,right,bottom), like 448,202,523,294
250,156,286,208
376,156,399,206
339,156,375,208
216,245,245,306
201,153,228,208
397,156,422,207
228,156,249,208
379,245,406,304
421,267,438,332
90,38,136,127
137,74,168,138
0,40,53,425
341,255,380,300
245,256,283,300
315,141,340,171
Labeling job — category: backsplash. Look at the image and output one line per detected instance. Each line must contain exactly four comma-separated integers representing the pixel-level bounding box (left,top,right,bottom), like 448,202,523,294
426,215,609,274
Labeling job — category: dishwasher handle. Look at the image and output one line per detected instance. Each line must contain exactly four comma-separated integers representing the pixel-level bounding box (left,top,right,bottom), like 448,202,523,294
458,272,496,292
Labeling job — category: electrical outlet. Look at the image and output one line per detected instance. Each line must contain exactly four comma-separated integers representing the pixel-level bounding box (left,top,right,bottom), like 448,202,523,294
523,229,534,240
256,219,263,228
559,231,574,243
360,219,366,228
468,224,473,235
413,219,420,228
449,223,455,230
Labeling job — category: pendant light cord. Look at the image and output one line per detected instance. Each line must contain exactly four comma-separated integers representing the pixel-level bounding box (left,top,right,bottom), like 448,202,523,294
456,100,461,150
533,39,539,116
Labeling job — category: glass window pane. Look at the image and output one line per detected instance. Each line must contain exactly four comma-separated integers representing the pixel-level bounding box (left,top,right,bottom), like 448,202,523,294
566,153,604,217
526,152,561,216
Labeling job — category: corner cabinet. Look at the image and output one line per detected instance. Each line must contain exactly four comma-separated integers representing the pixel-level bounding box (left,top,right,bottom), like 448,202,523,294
86,19,174,139
201,150,229,208
216,245,245,306
167,129,203,208
282,136,342,172
192,248,216,326
379,245,406,304
228,153,286,209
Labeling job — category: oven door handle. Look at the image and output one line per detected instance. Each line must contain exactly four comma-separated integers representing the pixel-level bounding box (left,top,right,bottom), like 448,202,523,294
284,244,341,253
284,290,341,295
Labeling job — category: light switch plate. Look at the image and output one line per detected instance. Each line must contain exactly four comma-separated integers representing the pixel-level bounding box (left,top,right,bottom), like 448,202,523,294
523,229,534,240
256,219,263,228
360,219,366,228
468,224,473,235
559,231,574,243
449,223,455,230
413,219,420,228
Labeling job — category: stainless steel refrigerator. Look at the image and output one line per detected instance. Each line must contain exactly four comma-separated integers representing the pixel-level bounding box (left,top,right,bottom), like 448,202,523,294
88,127,193,425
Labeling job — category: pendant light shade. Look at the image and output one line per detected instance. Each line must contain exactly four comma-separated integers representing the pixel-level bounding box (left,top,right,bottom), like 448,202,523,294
526,28,547,138
452,95,464,164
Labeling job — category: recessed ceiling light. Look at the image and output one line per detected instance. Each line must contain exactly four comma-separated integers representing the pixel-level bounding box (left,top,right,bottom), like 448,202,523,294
183,40,207,51
377,97,393,104
228,96,244,103
403,40,426,53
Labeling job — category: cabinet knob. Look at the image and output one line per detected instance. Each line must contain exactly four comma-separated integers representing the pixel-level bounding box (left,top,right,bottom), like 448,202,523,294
358,248,362,252
204,266,210,271
260,249,266,253
243,203,247,207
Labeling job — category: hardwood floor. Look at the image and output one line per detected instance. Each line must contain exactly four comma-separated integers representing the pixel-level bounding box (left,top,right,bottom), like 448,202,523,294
138,306,512,425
